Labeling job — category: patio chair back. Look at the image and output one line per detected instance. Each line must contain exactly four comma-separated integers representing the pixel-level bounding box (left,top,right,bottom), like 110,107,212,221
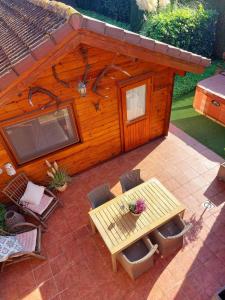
119,169,144,193
150,215,192,257
2,173,29,205
87,184,115,208
117,237,158,280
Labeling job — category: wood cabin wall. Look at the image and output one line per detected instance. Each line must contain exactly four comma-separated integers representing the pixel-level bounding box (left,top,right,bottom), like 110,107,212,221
0,44,174,201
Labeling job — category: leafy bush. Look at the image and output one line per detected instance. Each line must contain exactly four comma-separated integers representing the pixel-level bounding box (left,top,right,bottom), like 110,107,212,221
141,5,218,57
77,8,131,30
173,60,225,99
0,204,6,229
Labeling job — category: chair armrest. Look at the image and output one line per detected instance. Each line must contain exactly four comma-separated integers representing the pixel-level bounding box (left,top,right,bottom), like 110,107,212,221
44,188,56,198
122,244,158,265
167,223,192,240
10,222,38,233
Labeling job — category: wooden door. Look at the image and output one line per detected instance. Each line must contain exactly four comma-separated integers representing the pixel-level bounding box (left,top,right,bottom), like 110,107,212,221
120,78,151,151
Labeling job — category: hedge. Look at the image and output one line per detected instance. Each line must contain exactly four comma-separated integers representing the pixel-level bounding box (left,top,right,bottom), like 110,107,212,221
141,5,218,58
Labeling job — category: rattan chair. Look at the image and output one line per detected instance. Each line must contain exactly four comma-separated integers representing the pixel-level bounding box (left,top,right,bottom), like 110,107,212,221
149,215,192,257
119,169,144,193
0,222,46,272
2,173,62,228
117,237,158,280
87,183,115,208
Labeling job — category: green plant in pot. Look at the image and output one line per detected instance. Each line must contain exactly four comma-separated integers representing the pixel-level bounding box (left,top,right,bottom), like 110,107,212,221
46,160,71,192
0,203,6,230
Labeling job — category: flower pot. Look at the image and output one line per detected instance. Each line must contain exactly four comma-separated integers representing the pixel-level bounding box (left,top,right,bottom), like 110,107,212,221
130,211,142,217
56,183,67,192
5,210,25,228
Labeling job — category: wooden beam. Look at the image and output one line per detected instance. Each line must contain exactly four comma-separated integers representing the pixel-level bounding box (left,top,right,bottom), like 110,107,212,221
80,30,205,75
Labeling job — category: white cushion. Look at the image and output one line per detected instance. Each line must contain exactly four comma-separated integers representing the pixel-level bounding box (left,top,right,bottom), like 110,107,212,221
20,181,45,206
26,194,54,215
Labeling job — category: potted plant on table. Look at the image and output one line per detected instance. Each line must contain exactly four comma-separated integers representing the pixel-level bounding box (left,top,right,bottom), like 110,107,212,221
45,160,71,192
129,199,146,217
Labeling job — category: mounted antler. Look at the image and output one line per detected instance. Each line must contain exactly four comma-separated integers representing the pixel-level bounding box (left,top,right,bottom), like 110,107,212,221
52,64,70,88
80,46,91,85
92,55,131,98
28,86,61,110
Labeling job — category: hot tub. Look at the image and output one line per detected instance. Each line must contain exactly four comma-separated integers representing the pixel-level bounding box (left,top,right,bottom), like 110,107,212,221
193,72,225,126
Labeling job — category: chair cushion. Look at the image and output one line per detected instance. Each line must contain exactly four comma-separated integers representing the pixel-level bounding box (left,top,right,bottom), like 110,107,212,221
20,181,45,206
159,221,181,237
122,239,149,262
0,235,23,262
25,194,54,215
16,229,37,252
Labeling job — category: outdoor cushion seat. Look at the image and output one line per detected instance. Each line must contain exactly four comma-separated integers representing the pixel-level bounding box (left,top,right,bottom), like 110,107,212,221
119,169,144,193
87,183,115,208
2,173,62,228
117,237,158,280
149,215,192,257
0,223,45,272
24,194,54,215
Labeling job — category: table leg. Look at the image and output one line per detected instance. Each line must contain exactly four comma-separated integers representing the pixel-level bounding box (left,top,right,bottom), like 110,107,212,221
111,254,117,272
89,216,96,234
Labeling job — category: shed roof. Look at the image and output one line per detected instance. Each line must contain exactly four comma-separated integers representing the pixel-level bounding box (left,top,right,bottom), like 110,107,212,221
0,0,211,93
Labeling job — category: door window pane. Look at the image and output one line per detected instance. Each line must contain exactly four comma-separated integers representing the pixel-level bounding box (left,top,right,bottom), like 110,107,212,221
126,85,146,121
3,107,79,164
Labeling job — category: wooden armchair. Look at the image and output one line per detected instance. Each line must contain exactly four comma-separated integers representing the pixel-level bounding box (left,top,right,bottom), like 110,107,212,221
0,222,46,272
2,173,62,228
117,237,158,280
119,169,144,193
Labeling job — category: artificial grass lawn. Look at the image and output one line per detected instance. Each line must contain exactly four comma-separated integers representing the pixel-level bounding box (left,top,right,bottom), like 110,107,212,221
171,92,225,159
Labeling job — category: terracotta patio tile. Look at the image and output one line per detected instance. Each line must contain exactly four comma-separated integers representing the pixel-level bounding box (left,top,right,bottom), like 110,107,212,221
3,124,225,300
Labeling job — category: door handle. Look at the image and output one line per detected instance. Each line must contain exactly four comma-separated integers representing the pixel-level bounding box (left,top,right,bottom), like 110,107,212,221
211,100,220,107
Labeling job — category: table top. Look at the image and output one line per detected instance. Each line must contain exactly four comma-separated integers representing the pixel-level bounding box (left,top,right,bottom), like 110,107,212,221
89,178,185,255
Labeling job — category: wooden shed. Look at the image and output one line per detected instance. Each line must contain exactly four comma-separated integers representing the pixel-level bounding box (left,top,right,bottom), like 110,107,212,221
194,73,225,126
0,0,210,193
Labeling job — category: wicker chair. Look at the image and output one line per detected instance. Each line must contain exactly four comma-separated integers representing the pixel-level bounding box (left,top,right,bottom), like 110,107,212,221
117,237,158,280
2,173,62,228
119,169,144,193
87,183,115,208
0,222,46,272
149,215,192,257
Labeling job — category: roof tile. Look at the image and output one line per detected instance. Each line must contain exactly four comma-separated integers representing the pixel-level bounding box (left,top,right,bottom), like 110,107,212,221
51,23,74,44
69,13,83,30
124,31,141,46
31,38,56,60
83,17,106,35
105,25,125,41
139,37,155,51
0,69,18,91
13,54,36,74
167,46,181,59
154,41,168,54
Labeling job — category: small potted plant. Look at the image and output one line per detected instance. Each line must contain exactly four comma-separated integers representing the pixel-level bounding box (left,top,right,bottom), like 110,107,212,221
129,199,146,217
45,160,71,192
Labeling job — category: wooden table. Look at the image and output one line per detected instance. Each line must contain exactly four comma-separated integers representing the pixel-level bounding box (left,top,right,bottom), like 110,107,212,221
89,178,185,272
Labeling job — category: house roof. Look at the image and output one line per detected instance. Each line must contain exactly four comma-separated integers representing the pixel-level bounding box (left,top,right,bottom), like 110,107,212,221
0,0,211,93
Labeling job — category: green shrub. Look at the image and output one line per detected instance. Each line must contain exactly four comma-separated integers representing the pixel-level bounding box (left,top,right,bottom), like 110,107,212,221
141,5,218,58
173,60,225,99
0,204,6,229
77,8,131,30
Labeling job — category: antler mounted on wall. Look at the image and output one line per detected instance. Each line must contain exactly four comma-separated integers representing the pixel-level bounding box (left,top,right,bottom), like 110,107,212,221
52,64,70,88
28,86,61,110
92,55,131,98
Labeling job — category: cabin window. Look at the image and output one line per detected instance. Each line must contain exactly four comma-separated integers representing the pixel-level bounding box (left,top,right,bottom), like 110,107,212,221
2,107,79,164
126,84,146,122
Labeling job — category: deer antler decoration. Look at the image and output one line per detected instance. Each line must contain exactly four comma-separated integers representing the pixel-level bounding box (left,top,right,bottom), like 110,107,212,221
28,86,61,110
52,64,70,88
92,55,131,98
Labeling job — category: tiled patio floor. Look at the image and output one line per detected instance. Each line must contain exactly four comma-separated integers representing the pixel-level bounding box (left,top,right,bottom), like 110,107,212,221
1,124,225,300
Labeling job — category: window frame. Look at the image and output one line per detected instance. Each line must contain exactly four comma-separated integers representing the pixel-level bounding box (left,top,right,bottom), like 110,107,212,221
0,102,80,166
